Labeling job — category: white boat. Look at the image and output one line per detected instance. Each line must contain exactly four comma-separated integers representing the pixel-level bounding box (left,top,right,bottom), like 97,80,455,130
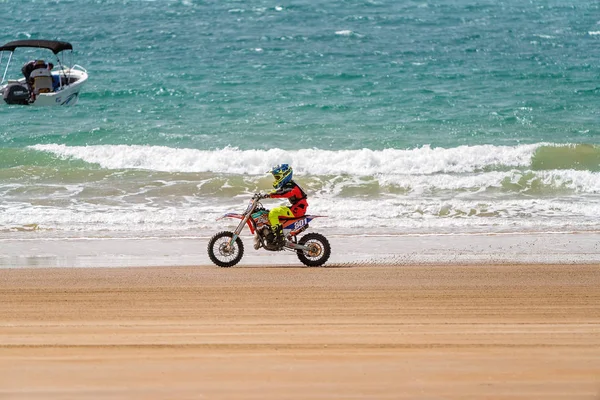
0,39,88,106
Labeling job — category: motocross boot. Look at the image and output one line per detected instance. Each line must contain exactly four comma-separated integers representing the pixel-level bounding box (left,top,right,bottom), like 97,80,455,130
272,225,286,248
265,229,275,245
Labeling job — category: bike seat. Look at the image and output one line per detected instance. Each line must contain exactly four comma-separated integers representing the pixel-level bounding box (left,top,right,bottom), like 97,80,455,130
278,216,298,221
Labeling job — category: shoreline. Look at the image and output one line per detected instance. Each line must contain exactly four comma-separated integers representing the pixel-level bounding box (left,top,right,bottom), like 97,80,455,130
2,231,600,268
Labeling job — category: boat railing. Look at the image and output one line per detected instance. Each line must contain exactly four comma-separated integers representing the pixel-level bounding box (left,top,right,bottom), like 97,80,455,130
0,51,14,85
71,64,88,73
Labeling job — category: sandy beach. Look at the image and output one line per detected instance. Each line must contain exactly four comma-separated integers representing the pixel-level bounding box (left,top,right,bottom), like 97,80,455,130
3,0,600,398
0,263,598,399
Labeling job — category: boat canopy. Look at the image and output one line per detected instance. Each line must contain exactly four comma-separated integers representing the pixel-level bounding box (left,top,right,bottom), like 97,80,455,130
0,40,73,54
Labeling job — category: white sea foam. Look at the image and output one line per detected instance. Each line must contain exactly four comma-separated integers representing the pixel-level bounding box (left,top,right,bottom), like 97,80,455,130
2,195,600,235
27,143,600,192
11,144,600,235
29,143,541,175
375,169,600,194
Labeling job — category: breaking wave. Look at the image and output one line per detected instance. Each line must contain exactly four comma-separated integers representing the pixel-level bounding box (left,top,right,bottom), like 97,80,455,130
28,142,600,175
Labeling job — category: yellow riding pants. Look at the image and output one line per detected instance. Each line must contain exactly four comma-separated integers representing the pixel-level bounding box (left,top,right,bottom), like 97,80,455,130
269,206,294,229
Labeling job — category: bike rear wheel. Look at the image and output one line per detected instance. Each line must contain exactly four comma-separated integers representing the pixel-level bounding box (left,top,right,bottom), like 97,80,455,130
208,231,244,267
296,232,331,267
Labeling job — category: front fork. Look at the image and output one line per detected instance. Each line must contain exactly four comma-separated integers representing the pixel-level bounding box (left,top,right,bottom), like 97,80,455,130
227,213,252,249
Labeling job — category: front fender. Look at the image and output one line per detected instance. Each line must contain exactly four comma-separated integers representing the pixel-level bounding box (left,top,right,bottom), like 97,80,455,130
217,213,256,234
217,213,245,221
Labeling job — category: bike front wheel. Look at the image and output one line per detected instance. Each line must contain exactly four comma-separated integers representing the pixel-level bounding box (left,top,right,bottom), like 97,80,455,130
208,231,244,267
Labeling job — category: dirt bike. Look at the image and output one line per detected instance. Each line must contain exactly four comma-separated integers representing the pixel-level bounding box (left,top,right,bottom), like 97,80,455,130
207,193,331,267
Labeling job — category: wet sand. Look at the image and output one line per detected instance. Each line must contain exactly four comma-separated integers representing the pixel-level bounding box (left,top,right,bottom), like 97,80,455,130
0,264,599,399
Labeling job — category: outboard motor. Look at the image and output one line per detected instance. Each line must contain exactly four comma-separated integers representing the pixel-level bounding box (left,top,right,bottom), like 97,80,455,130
2,83,30,105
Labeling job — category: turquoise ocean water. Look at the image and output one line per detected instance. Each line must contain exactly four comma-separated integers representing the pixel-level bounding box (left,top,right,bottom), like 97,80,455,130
1,0,599,238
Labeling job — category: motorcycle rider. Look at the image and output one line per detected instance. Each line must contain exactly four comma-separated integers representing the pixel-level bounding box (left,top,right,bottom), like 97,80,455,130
264,164,308,247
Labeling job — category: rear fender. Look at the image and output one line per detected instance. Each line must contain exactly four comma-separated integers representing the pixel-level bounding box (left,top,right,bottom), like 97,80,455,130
282,215,326,236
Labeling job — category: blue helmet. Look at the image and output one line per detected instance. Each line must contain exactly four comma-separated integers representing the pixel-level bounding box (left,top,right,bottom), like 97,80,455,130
269,164,293,189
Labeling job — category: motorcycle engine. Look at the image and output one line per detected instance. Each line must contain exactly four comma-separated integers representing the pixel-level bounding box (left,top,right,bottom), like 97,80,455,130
259,226,273,241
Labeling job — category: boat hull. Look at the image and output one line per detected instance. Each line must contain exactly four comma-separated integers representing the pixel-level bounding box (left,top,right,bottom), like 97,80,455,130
1,66,88,106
